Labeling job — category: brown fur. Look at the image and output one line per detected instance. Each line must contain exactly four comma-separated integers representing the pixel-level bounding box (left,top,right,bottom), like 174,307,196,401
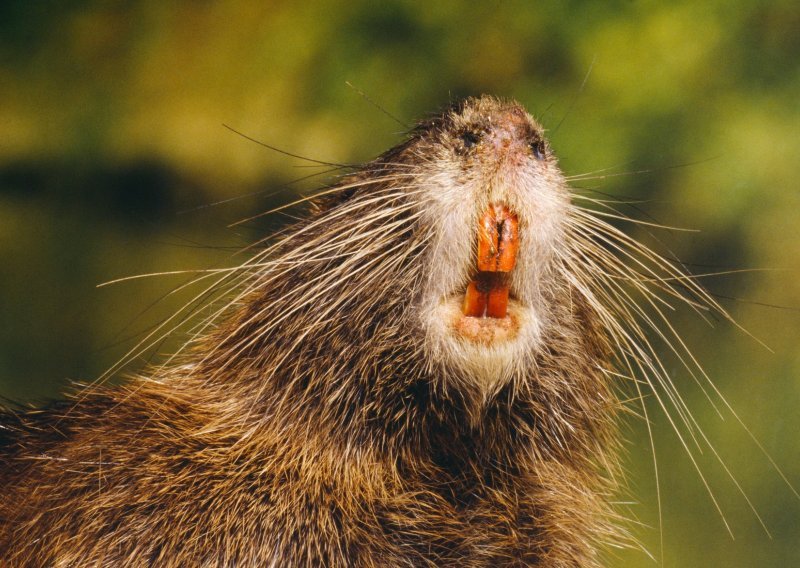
0,95,691,566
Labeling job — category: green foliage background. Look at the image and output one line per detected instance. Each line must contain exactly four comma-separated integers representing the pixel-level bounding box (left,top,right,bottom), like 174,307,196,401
1,1,798,565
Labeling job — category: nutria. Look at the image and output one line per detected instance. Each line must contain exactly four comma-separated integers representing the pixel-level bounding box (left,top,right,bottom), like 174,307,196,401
0,95,721,566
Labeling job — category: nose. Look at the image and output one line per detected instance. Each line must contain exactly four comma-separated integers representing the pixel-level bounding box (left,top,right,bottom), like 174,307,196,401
485,110,530,154
489,130,513,151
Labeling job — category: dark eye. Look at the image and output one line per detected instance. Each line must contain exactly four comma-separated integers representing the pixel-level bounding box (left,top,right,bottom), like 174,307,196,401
530,138,546,160
461,131,480,149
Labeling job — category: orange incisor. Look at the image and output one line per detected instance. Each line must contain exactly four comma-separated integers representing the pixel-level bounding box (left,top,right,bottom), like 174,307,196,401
462,204,519,318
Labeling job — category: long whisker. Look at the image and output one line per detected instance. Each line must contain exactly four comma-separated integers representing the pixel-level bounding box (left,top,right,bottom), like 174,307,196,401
563,192,798,541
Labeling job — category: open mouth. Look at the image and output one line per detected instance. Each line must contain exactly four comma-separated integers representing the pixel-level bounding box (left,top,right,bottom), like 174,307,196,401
452,203,522,344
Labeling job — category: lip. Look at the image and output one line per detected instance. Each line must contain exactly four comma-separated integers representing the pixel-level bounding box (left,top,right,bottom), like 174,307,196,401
451,297,523,344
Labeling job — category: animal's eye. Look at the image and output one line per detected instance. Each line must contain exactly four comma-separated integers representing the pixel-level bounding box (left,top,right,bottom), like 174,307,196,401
530,138,546,160
460,131,480,149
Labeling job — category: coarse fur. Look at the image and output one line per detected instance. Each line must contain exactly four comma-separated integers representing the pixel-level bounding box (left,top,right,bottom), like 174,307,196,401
0,96,725,566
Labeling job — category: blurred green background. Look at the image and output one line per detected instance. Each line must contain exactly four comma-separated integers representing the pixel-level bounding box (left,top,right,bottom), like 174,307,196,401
1,1,798,565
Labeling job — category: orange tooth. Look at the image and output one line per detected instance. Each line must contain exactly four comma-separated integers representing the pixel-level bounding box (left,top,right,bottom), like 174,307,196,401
464,204,518,319
477,204,518,272
496,209,518,272
486,285,510,318
463,281,487,317
477,213,500,272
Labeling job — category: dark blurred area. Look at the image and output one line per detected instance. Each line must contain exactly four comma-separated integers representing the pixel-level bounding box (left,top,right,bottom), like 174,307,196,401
1,1,799,565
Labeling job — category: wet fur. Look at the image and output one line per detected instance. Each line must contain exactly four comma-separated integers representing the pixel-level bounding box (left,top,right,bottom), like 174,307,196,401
0,96,715,566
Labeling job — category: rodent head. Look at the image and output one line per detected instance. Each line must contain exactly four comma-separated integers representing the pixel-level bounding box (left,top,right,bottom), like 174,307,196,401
396,96,571,395
208,96,590,416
